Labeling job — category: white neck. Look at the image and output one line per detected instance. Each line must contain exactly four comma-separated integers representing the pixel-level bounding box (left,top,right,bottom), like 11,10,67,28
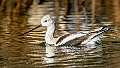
45,24,55,44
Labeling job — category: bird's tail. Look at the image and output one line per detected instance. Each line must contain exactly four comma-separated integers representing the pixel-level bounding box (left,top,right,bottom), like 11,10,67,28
91,26,110,34
81,26,110,45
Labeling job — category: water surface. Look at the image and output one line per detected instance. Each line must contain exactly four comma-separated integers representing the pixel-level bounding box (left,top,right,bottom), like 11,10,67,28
0,1,120,68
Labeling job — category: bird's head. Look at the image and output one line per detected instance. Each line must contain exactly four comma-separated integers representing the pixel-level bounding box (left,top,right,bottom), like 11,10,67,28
41,15,55,27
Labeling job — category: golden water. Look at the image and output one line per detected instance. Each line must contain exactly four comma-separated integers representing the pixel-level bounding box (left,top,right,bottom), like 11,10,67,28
0,0,120,68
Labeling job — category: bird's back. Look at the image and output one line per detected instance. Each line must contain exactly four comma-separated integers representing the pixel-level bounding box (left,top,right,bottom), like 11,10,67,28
55,26,110,46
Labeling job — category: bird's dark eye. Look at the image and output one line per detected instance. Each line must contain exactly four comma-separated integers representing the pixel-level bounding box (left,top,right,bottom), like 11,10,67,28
44,20,47,22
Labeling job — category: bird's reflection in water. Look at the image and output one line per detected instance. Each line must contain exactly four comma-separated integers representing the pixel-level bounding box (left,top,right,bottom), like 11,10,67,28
43,43,56,63
43,40,102,64
45,44,56,58
43,56,55,63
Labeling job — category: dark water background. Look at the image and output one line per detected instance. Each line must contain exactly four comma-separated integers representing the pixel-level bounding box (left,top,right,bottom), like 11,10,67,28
0,0,120,68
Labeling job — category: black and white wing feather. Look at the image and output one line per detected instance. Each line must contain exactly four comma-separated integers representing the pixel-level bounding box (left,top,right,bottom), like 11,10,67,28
56,26,110,46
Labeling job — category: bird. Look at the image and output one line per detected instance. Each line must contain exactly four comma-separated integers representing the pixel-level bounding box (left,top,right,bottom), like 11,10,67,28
41,15,109,46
